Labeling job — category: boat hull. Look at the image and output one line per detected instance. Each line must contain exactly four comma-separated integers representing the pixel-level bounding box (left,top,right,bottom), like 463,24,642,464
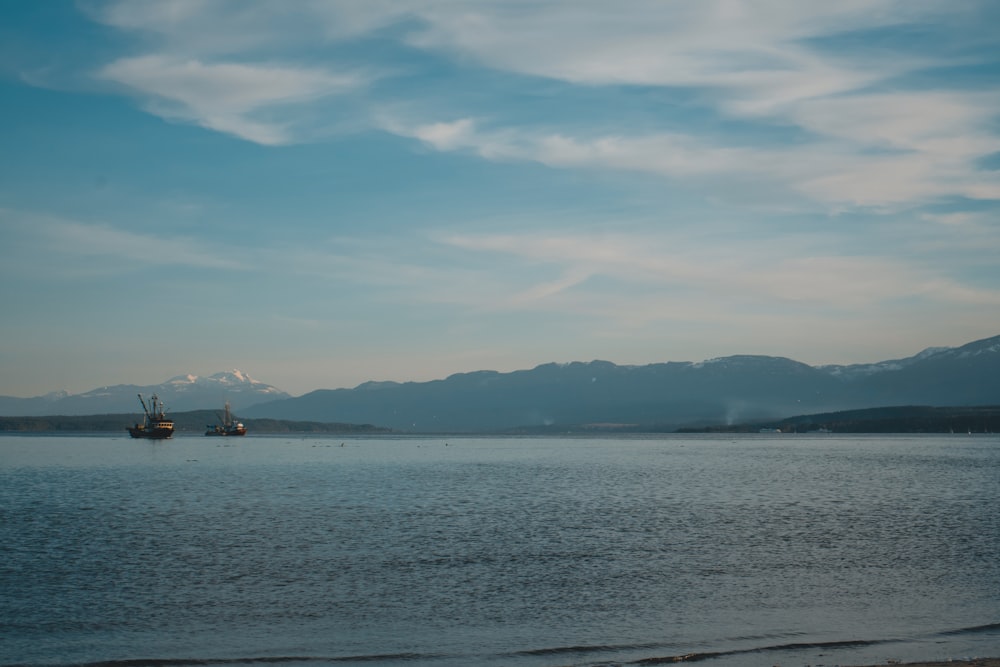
205,427,247,436
128,425,174,439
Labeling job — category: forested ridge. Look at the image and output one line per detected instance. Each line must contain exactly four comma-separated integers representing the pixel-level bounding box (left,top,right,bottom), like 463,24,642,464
0,410,389,434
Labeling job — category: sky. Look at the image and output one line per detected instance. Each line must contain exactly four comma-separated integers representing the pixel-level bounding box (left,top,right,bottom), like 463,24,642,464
1,0,999,398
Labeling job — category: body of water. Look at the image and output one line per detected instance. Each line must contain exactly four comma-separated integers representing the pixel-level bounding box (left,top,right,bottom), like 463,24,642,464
1,434,998,667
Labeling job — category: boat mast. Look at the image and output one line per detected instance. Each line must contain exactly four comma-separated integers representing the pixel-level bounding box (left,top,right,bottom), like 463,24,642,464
137,393,152,420
151,394,165,419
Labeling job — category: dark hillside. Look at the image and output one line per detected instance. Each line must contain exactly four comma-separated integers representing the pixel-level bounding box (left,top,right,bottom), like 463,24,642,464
687,405,1000,434
0,410,389,434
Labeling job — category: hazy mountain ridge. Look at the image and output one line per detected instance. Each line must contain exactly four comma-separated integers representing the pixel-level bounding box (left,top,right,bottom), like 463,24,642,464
3,336,998,430
242,334,1000,432
819,341,984,378
0,370,289,416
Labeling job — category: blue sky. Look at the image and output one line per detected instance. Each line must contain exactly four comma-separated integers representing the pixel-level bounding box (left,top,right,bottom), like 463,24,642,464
2,1,999,398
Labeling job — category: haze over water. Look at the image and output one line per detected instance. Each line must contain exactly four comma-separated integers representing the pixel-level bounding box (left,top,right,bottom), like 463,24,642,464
2,434,998,667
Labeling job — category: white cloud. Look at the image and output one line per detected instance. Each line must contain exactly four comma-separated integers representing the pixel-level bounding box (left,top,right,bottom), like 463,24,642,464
97,0,923,92
797,153,999,208
402,119,764,177
410,118,477,151
921,212,985,226
788,92,998,151
79,1,1000,205
404,1,928,99
98,55,361,144
393,115,999,209
392,2,997,210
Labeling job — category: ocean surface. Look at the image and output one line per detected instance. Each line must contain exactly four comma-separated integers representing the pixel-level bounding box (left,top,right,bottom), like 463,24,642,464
1,434,998,667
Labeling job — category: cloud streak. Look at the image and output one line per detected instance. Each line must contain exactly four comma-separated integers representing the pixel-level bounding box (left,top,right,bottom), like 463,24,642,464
98,56,363,145
11,209,995,320
395,106,1000,210
437,230,1000,313
2,211,247,276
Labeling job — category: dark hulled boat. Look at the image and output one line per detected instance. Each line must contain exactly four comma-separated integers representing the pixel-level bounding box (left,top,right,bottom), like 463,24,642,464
128,393,174,439
205,401,247,436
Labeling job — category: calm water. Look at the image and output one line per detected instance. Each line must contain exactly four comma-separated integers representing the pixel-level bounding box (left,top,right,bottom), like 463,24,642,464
1,434,998,667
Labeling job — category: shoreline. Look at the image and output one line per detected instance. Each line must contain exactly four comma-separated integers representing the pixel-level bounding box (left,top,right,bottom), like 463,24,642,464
848,660,1000,667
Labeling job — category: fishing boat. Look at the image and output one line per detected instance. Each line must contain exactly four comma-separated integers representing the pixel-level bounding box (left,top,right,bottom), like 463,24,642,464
128,393,174,439
205,401,247,436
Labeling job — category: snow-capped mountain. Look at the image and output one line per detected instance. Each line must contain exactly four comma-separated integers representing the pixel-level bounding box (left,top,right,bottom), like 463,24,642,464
3,335,998,428
161,370,282,394
820,346,952,379
0,370,290,416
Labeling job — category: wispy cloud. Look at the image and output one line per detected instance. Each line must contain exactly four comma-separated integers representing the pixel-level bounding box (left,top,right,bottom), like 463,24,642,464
407,2,903,89
2,211,246,275
98,56,362,145
436,230,1000,312
77,1,1000,208
91,0,410,52
396,2,998,210
275,220,1000,332
392,111,1000,210
921,211,989,227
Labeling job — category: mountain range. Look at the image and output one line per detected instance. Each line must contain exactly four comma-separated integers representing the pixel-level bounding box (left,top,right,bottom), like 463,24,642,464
241,334,1000,432
0,370,289,416
2,335,998,432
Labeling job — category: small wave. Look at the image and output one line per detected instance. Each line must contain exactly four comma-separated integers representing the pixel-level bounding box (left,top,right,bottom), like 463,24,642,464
632,638,894,664
938,622,1000,636
512,642,667,658
635,651,725,664
508,632,811,661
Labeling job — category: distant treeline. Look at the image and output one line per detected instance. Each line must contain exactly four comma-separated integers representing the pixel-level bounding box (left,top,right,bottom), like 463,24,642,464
681,405,1000,434
3,405,999,435
0,409,390,434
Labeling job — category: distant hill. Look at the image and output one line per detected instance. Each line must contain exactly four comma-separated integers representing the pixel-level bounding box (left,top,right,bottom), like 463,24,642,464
0,370,289,416
0,409,389,435
684,405,1000,434
5,336,999,433
242,334,1000,432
